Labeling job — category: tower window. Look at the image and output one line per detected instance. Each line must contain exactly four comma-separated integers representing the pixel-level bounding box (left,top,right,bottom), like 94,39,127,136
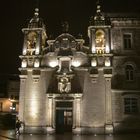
124,98,138,114
125,65,134,81
123,34,132,49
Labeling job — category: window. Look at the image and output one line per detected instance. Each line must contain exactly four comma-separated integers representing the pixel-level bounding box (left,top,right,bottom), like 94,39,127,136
124,98,138,114
123,34,132,49
125,65,134,81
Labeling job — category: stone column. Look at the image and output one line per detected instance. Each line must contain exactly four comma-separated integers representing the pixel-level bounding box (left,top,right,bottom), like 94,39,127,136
52,99,56,128
18,75,27,133
48,98,53,126
73,95,82,134
22,33,27,55
105,28,110,53
75,98,81,127
91,28,96,53
35,32,41,55
104,76,113,134
47,97,55,134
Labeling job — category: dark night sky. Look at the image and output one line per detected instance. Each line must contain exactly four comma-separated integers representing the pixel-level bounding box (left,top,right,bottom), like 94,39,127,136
0,0,139,74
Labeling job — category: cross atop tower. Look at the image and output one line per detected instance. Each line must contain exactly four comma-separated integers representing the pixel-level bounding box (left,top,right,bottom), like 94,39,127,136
34,8,39,17
94,0,105,21
62,21,69,33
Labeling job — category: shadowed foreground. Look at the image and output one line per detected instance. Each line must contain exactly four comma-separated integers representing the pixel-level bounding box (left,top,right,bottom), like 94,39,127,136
0,130,140,140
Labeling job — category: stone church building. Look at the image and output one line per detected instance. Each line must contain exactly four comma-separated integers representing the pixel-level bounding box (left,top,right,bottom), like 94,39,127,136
18,2,140,134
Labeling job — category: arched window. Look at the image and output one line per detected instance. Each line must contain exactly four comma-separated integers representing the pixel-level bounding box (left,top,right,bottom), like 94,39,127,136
125,65,134,81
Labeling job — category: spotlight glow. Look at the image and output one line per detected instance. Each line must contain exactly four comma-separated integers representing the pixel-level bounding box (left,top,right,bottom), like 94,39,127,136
22,60,27,68
34,59,40,67
23,48,27,55
35,47,40,55
92,46,96,53
49,61,58,68
105,45,110,53
72,60,81,67
105,58,111,67
91,58,97,67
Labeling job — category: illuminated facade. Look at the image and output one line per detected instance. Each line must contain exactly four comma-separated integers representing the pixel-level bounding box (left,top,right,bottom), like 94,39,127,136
19,3,140,134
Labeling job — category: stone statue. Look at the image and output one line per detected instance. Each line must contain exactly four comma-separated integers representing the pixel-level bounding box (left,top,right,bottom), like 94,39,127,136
59,75,70,93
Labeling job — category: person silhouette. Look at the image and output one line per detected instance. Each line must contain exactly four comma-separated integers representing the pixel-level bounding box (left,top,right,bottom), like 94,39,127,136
16,119,21,135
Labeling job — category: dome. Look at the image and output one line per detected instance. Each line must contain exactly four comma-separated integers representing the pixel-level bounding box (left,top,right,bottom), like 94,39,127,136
28,8,46,29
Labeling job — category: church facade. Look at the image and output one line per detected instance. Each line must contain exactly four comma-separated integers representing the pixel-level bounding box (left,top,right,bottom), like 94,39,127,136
18,3,140,134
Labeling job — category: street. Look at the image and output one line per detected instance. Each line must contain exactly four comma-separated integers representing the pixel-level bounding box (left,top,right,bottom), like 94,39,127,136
0,130,140,140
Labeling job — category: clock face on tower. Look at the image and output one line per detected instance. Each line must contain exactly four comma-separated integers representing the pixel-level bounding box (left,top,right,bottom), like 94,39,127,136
26,31,37,55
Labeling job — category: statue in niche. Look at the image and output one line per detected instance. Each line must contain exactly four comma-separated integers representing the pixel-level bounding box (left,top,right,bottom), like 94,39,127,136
26,31,37,55
95,29,105,54
59,74,71,93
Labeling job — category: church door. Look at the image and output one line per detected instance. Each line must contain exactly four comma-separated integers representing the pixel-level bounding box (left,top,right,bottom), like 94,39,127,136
55,101,73,133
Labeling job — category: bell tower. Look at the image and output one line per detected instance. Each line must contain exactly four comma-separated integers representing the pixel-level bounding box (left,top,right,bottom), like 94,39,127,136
19,8,48,133
21,8,47,68
88,0,110,55
88,0,114,134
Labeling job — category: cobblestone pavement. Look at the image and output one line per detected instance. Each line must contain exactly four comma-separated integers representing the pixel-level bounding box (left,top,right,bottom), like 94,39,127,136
0,130,140,140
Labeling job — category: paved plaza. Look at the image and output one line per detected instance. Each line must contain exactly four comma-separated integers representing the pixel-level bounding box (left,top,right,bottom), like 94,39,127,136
0,130,140,140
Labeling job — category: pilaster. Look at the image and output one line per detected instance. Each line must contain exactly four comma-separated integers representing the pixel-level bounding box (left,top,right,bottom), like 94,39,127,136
46,96,55,134
35,31,41,55
18,74,27,133
73,95,82,134
104,74,113,134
